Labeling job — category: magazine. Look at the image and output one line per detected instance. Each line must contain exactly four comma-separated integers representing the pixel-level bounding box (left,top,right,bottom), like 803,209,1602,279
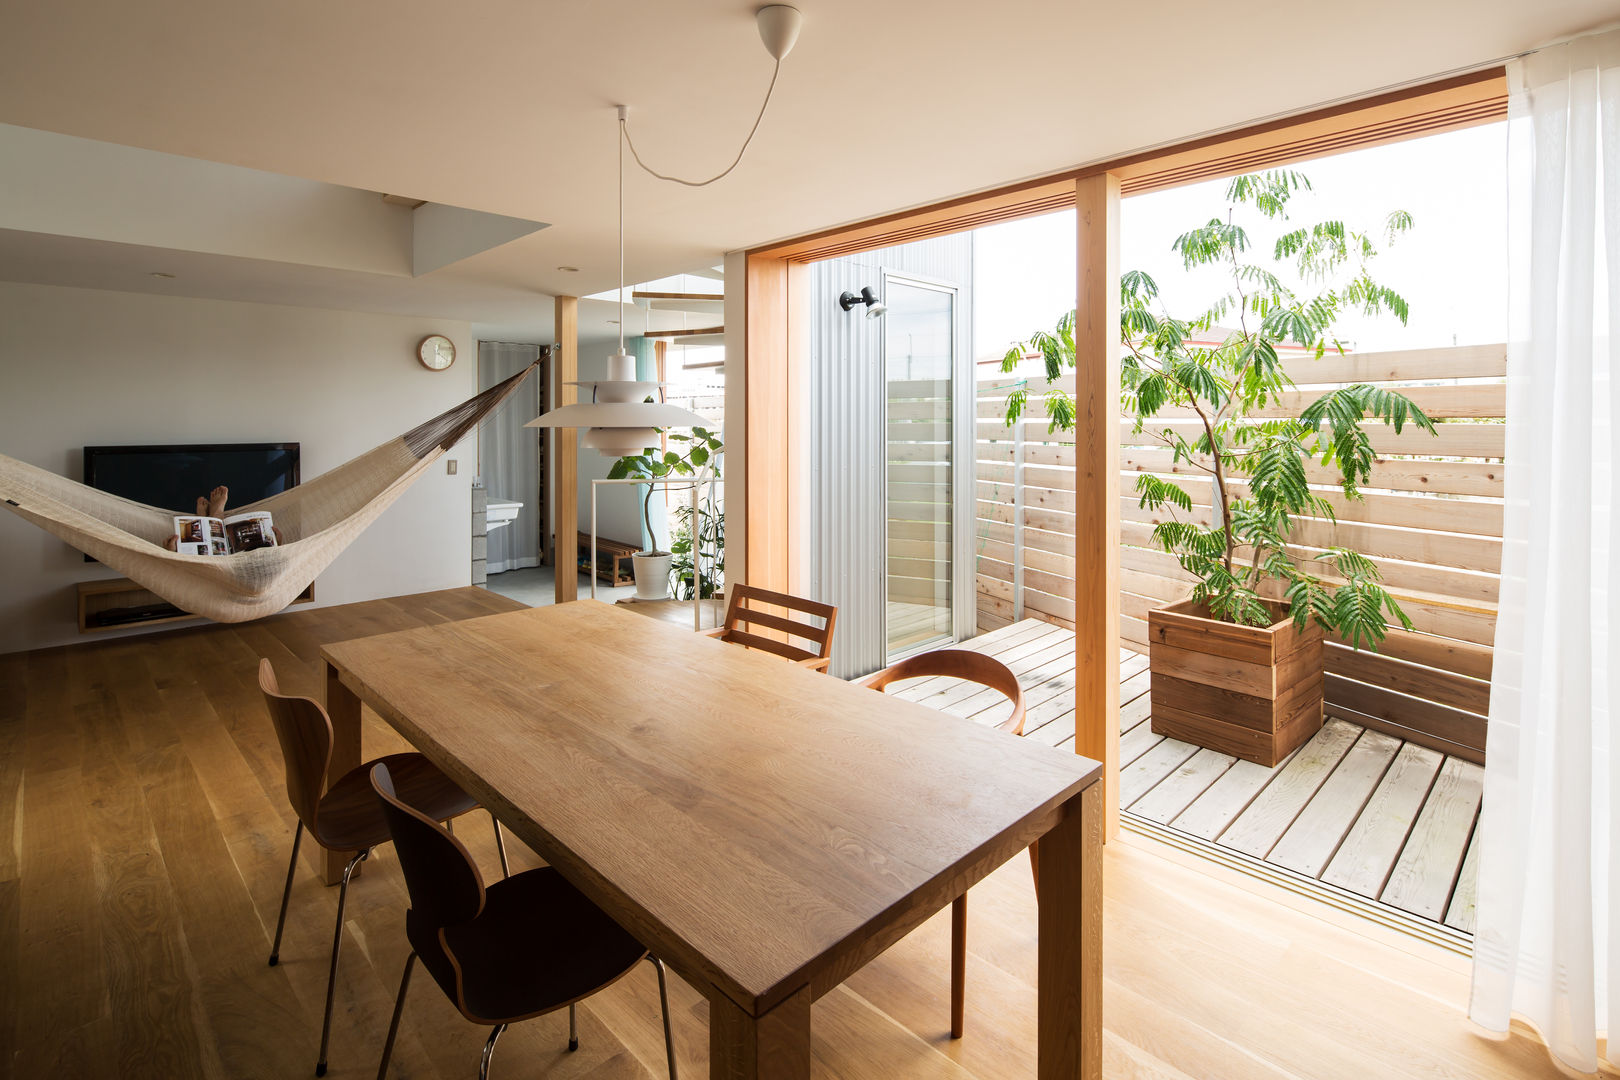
172,511,278,556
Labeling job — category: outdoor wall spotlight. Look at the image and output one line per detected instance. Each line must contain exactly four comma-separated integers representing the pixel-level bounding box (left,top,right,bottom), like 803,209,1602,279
838,286,887,318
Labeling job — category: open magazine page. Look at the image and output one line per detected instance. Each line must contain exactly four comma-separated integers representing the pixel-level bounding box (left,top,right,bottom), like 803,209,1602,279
171,511,277,554
172,515,223,556
224,511,277,553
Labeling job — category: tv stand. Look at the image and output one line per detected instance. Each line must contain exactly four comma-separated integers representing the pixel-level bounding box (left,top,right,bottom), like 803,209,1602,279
76,577,314,633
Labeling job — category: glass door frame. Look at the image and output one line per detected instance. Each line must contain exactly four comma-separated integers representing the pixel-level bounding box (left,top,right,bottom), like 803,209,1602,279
880,269,975,664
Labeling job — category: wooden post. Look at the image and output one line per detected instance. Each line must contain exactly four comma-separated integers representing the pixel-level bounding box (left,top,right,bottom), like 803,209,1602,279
553,295,579,604
1073,175,1121,838
745,255,790,593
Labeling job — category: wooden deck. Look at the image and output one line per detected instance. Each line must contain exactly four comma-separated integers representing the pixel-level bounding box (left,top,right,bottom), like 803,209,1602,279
882,618,1483,935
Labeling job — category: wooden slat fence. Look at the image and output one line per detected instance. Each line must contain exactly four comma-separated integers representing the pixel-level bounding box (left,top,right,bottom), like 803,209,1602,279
973,343,1505,762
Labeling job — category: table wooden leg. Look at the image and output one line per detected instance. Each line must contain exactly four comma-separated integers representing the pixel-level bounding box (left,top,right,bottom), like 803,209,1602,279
320,660,363,886
1037,780,1103,1080
708,984,810,1080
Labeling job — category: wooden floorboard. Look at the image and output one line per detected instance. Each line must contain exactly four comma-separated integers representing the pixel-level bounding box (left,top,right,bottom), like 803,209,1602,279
4,598,1562,1079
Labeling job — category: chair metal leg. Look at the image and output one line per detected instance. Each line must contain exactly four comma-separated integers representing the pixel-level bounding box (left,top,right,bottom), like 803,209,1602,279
567,1002,579,1051
479,1023,508,1080
375,951,416,1080
950,893,967,1039
269,821,303,966
649,955,678,1080
317,849,368,1077
491,811,510,878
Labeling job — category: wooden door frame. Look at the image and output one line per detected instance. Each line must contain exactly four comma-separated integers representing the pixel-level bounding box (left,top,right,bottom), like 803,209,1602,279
737,66,1507,839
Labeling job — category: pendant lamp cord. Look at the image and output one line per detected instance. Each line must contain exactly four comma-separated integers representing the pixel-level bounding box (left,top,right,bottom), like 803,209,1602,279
620,59,782,188
618,111,625,355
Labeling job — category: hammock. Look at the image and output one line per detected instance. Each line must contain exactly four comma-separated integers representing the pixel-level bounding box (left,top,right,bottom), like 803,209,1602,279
0,363,537,623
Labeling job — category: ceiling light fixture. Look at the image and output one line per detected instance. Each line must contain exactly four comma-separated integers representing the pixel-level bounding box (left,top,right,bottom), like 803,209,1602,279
527,5,803,456
839,286,886,319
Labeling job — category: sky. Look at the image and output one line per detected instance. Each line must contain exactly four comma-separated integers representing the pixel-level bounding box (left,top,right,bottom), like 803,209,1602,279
971,122,1510,362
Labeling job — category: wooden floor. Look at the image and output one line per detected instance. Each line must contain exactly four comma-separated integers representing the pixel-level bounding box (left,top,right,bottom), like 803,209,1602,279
0,590,1577,1079
893,619,1482,935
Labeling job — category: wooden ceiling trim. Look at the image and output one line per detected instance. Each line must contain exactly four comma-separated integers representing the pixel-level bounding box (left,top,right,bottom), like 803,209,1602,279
748,66,1506,264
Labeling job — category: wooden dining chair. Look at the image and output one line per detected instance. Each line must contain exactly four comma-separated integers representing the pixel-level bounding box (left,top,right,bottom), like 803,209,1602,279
369,762,679,1080
699,584,838,672
856,647,1034,1040
258,658,510,1077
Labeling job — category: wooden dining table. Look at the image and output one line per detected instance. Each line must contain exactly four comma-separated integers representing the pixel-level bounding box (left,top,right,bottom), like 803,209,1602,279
320,600,1102,1079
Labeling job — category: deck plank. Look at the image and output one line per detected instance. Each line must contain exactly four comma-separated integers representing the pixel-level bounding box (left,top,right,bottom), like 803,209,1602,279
1443,822,1481,934
932,618,1482,933
1267,729,1402,879
1118,686,1152,734
1119,719,1166,769
1127,748,1237,824
1321,743,1444,898
1120,738,1201,808
1170,752,1293,841
1218,719,1363,858
1380,758,1485,919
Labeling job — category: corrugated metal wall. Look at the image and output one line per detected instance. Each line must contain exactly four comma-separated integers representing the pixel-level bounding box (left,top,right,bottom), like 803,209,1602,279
808,234,974,678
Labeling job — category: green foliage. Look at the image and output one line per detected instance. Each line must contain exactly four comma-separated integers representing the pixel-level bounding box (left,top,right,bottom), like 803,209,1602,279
668,493,724,600
608,426,723,555
1001,169,1432,649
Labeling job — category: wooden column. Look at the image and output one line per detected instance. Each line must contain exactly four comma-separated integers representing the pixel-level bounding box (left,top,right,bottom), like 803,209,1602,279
553,295,579,604
1073,175,1121,838
745,255,790,593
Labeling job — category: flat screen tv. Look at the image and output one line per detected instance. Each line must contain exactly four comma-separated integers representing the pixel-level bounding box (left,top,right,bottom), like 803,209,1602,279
82,443,300,562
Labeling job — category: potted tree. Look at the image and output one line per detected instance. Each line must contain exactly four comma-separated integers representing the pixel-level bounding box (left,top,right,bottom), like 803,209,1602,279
1001,170,1434,765
608,427,723,600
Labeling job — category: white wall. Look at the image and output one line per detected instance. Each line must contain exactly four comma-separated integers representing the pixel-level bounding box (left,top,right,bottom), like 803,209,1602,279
0,282,476,654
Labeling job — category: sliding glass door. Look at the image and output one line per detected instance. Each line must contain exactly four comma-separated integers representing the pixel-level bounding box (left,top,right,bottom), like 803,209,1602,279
884,274,958,659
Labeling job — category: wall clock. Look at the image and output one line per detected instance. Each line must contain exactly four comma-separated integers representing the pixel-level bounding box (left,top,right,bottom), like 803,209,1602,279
418,334,456,371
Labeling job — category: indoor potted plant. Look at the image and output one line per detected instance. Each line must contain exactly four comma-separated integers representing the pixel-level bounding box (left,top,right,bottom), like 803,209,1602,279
608,426,723,600
1001,169,1434,765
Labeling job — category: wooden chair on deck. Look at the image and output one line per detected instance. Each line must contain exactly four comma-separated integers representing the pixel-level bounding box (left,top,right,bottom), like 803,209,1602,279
258,659,510,1077
857,648,1034,1040
700,584,837,672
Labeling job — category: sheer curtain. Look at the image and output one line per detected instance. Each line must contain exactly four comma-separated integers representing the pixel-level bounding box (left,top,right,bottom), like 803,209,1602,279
476,341,541,574
1470,30,1618,1073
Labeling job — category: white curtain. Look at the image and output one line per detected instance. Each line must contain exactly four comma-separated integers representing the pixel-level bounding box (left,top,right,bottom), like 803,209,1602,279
1470,30,1618,1074
477,341,542,574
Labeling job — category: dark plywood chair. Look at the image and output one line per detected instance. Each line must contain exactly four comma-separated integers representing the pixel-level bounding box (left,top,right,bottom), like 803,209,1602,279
258,659,509,1077
699,583,838,672
857,647,1034,1040
369,762,678,1080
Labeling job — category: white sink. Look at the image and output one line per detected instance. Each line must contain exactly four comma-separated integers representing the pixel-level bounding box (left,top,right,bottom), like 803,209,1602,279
486,498,523,534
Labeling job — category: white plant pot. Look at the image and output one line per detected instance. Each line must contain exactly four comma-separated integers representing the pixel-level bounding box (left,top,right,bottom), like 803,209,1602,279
632,551,673,600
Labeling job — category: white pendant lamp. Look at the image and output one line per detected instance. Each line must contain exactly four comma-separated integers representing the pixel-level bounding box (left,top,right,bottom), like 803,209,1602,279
525,112,709,453
527,5,802,455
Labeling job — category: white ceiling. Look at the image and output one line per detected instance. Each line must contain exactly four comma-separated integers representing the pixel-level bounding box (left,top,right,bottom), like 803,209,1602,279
2,0,1612,339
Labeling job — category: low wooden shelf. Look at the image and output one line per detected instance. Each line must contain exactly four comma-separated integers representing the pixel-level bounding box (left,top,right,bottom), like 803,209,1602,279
76,577,314,633
576,531,639,585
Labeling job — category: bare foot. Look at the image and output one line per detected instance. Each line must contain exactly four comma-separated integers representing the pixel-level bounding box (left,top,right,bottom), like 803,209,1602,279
206,485,229,518
195,496,209,516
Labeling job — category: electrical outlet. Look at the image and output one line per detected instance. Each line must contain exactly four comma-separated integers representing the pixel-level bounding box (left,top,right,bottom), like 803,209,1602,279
446,460,458,475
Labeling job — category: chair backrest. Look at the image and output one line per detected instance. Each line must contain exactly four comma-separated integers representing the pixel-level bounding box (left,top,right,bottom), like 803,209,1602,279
719,584,838,667
858,648,1027,735
370,762,486,929
258,658,334,829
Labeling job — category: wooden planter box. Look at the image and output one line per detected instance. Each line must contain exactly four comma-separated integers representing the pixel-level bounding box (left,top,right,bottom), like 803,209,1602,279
1147,598,1323,767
